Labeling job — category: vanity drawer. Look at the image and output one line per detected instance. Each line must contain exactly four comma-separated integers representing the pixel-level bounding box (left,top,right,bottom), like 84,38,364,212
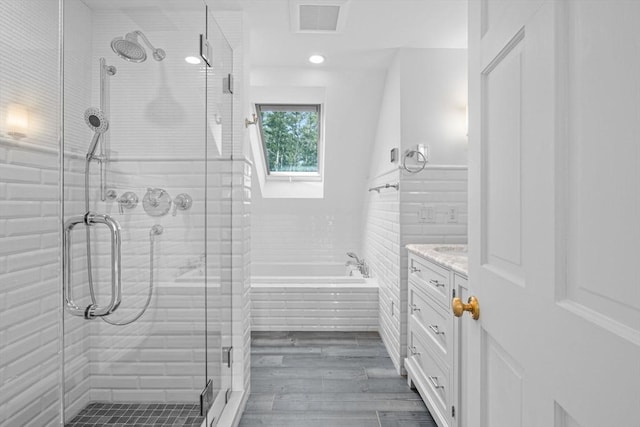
409,255,451,309
407,327,450,417
409,285,452,360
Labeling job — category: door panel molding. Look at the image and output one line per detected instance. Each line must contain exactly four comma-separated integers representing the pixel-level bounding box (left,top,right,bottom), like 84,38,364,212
554,0,640,340
481,28,525,284
481,332,524,427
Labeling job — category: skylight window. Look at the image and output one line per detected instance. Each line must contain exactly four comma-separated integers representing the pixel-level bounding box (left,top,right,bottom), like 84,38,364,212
256,104,322,178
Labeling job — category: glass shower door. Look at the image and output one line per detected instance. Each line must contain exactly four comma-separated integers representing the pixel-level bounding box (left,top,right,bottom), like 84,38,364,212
205,10,234,423
61,0,232,425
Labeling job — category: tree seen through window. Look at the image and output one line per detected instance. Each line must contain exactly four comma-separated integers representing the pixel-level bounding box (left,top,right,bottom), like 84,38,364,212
257,104,320,174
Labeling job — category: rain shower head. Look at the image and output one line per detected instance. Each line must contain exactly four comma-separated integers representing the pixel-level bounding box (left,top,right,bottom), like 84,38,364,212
84,107,109,159
111,31,166,63
111,33,146,62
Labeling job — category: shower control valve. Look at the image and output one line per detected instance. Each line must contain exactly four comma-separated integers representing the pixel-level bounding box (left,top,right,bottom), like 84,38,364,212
105,189,118,201
143,188,172,217
117,191,139,214
172,193,193,216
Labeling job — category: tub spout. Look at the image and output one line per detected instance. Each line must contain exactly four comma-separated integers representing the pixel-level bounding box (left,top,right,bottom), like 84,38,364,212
346,252,362,264
346,253,369,278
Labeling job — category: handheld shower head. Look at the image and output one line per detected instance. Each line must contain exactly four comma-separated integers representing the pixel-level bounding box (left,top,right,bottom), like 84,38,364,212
84,107,109,159
111,30,165,63
84,107,109,133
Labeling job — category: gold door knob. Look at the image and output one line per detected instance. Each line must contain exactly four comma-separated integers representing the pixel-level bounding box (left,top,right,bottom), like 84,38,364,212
452,296,480,320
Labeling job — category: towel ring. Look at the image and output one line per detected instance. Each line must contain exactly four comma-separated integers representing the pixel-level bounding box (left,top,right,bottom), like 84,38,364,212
402,149,427,173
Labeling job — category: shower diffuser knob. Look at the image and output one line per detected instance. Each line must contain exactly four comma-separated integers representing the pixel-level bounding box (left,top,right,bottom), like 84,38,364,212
117,191,138,214
172,193,193,216
143,188,172,216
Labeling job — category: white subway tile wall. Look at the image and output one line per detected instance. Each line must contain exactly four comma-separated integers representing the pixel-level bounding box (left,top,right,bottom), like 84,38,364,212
363,167,468,373
251,211,361,266
0,0,61,424
251,285,379,331
0,145,62,426
363,169,403,372
231,159,252,396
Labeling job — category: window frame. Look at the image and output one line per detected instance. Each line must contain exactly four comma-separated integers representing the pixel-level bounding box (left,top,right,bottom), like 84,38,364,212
255,103,323,181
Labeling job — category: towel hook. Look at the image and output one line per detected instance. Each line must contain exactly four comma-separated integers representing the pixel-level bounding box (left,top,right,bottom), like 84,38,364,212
245,113,258,128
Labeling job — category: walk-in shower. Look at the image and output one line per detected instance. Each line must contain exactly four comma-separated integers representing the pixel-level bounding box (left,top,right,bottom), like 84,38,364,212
61,1,234,425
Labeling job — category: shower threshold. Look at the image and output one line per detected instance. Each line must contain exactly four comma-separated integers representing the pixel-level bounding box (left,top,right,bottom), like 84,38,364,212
65,402,204,426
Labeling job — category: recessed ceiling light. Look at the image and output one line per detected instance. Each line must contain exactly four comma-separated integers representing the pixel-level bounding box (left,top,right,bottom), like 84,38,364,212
308,54,325,64
185,56,201,64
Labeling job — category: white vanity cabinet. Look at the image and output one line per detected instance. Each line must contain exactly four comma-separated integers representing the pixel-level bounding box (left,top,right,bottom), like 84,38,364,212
405,245,468,427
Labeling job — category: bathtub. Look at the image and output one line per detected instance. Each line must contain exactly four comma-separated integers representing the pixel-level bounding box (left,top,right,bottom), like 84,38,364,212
250,263,379,332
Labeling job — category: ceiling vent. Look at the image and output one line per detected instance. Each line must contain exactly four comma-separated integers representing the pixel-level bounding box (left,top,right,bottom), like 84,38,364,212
290,0,350,33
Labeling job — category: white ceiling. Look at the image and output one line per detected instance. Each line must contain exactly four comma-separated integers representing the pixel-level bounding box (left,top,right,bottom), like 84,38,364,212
236,0,468,69
82,0,467,70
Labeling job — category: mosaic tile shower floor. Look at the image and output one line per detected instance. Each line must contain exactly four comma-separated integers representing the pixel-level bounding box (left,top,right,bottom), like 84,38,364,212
65,402,203,427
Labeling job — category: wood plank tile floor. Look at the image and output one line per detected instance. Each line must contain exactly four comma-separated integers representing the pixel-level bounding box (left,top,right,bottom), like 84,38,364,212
239,331,437,427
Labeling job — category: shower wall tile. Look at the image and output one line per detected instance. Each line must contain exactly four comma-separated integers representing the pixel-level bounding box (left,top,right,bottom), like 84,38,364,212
362,167,468,374
0,129,60,425
0,140,61,427
0,163,42,182
62,157,245,407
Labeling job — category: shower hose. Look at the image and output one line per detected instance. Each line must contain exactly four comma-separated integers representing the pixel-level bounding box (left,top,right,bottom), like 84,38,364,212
84,158,158,326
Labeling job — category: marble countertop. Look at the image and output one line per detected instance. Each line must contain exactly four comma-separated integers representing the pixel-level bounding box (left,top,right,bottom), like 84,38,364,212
406,244,468,276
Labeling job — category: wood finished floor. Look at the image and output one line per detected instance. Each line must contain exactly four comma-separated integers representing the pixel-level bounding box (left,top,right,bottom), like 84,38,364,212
239,331,437,427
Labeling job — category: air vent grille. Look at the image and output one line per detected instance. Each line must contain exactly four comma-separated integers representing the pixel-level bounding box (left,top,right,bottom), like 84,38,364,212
299,5,340,31
290,0,349,33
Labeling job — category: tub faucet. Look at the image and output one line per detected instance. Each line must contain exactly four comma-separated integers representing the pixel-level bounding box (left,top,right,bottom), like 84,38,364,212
346,252,369,278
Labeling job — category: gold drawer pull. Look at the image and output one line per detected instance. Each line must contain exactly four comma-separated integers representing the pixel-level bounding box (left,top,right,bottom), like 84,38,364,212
428,324,444,335
429,279,445,287
428,376,445,389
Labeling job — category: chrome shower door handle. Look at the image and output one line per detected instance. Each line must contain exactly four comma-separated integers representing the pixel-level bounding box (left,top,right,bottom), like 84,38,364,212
63,212,122,319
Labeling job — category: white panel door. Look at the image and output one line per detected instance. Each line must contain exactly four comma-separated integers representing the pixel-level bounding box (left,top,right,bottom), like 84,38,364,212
466,1,640,427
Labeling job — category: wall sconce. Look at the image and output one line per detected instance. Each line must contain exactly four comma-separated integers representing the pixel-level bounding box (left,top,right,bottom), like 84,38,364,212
7,103,29,139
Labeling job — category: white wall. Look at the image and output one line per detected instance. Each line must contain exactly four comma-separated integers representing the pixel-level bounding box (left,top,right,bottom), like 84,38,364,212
399,49,468,164
0,1,61,425
363,48,468,373
250,67,386,268
368,53,402,181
